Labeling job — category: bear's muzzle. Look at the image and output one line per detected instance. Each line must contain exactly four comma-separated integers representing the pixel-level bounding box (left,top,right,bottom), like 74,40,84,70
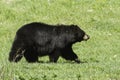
83,34,90,41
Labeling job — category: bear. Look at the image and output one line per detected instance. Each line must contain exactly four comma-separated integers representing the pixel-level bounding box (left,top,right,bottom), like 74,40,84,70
8,22,89,63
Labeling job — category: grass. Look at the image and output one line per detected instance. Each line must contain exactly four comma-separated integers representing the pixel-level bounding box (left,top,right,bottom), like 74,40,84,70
0,0,120,80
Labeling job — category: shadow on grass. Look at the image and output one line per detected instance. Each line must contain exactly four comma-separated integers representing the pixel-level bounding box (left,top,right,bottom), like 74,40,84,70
36,60,88,64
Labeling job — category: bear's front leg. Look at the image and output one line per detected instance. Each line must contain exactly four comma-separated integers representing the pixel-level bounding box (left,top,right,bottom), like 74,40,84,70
61,52,81,63
24,52,38,63
61,46,81,63
24,47,39,63
49,50,60,63
74,58,81,63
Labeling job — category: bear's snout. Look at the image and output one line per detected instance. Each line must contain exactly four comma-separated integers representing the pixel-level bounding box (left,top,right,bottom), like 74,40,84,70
83,34,90,41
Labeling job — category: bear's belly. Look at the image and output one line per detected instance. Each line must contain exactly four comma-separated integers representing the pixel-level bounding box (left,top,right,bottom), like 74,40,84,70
37,45,53,56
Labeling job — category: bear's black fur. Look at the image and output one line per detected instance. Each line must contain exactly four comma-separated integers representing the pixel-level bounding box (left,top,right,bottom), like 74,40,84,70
8,22,89,63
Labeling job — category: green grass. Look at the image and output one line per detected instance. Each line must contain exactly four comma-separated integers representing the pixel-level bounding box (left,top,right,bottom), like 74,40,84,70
0,0,120,80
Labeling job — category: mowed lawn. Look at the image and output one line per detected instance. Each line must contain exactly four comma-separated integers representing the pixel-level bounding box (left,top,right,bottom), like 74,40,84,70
0,0,120,80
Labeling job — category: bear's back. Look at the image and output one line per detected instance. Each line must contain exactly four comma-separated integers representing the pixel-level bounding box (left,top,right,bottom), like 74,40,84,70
18,22,55,34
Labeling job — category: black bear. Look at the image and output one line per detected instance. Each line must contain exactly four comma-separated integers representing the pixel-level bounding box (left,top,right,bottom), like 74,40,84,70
8,22,89,63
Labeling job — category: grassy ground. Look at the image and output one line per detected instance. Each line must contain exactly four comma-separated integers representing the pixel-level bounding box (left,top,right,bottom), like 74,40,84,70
0,0,120,80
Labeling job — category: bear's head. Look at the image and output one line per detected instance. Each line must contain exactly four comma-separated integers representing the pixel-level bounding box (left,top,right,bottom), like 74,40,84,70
70,25,90,42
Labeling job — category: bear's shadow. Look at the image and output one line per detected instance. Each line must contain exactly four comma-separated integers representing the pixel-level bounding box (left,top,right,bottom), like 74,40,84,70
36,60,88,64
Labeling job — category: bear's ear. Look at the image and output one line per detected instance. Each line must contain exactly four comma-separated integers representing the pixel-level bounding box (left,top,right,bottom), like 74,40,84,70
70,24,77,27
70,24,81,31
70,24,80,29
